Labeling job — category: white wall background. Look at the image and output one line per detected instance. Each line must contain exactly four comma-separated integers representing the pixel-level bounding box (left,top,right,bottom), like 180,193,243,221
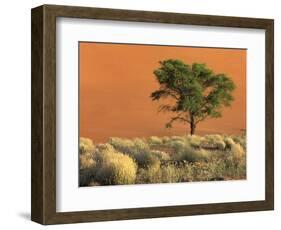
0,0,279,228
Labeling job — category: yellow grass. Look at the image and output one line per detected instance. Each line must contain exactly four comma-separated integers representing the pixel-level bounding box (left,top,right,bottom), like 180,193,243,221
79,134,246,186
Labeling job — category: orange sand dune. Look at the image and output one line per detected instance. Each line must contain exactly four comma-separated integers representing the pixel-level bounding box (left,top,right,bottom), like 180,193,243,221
79,43,246,143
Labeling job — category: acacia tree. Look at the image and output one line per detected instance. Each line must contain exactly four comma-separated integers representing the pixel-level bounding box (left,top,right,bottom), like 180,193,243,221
150,59,235,135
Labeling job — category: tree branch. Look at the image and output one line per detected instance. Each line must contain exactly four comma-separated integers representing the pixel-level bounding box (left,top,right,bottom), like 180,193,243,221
167,115,190,127
195,114,208,124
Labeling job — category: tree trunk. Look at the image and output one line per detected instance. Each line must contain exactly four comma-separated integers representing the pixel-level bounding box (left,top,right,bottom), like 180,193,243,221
190,122,196,135
190,115,196,135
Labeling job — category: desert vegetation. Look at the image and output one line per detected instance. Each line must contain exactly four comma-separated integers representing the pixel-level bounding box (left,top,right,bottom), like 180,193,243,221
79,59,245,186
79,134,246,186
151,59,235,135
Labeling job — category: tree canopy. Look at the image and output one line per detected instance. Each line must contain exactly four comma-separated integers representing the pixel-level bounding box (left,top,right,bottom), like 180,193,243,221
150,59,236,135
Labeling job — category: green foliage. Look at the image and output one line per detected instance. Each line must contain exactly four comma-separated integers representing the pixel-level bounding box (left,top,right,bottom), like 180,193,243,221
151,59,236,134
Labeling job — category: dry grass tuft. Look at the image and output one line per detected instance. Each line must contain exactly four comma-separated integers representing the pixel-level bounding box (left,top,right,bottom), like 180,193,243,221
79,137,95,154
176,144,210,162
94,145,137,185
80,134,246,186
148,136,163,145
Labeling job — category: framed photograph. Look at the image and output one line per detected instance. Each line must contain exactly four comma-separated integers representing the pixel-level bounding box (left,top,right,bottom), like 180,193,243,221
31,4,274,225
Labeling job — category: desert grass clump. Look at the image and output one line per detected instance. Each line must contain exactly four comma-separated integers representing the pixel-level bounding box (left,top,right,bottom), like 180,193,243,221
134,151,159,168
109,137,149,155
161,165,181,183
162,136,170,144
79,143,114,185
224,137,245,160
230,142,245,162
79,137,95,154
224,137,235,149
151,150,170,161
110,137,155,167
95,143,115,153
176,144,210,162
170,136,185,142
133,138,150,151
232,136,246,150
79,167,97,186
202,134,226,150
136,164,189,184
188,135,204,148
80,134,246,186
217,141,226,150
136,160,161,183
216,139,246,179
109,137,135,153
80,154,96,170
79,137,96,170
167,139,186,152
148,136,163,145
94,147,137,185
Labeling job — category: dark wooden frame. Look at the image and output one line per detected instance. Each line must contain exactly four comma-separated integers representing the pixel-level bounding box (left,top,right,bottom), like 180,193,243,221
31,4,274,225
